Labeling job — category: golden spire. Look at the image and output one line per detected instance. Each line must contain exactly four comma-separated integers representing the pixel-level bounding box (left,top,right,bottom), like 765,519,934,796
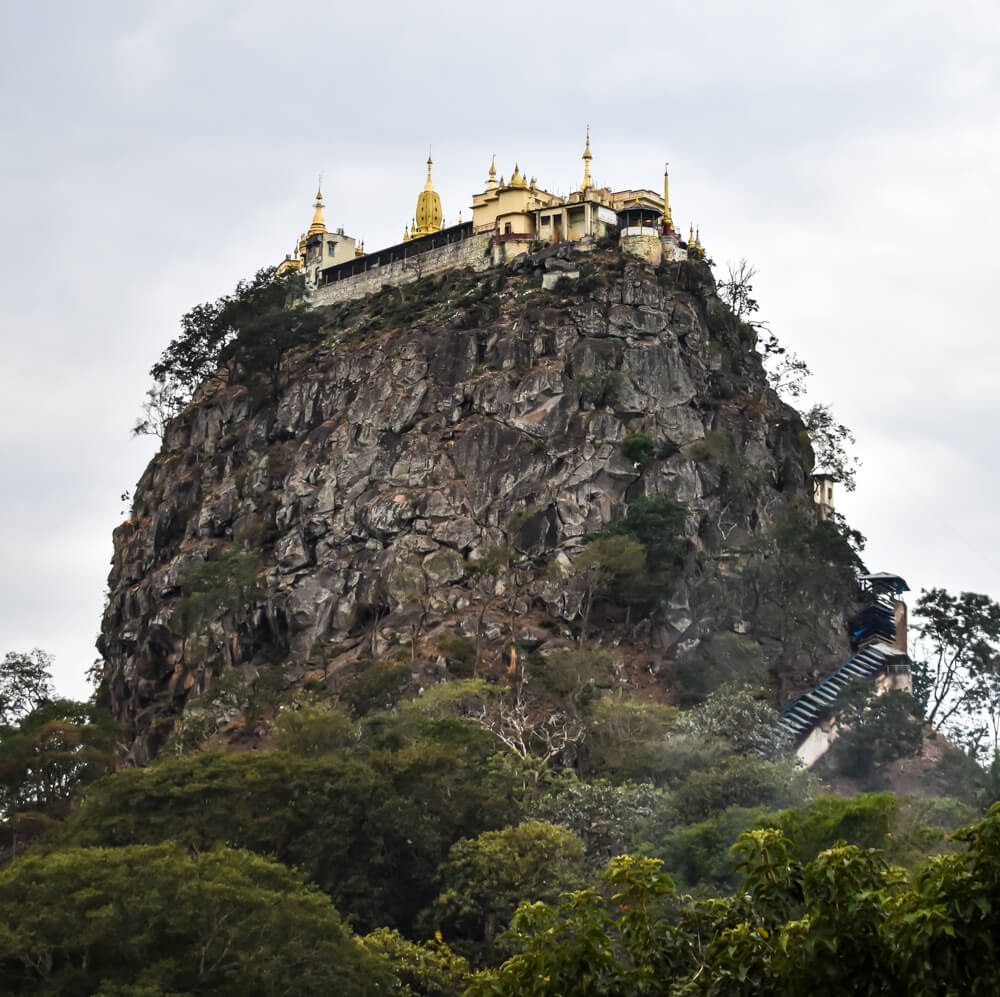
404,225,410,242
688,222,695,244
580,125,593,192
307,181,326,237
412,153,443,238
487,155,497,192
662,162,673,230
510,162,526,189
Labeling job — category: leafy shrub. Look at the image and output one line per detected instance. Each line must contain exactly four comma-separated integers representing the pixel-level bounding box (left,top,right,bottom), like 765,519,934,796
829,687,924,780
419,821,586,964
573,370,623,407
687,429,731,462
607,494,688,575
583,697,678,782
769,792,899,863
338,663,412,717
534,648,612,702
667,756,814,825
678,684,792,759
438,634,477,677
526,778,663,863
622,432,655,465
273,704,359,755
361,928,470,996
675,633,766,704
651,806,768,892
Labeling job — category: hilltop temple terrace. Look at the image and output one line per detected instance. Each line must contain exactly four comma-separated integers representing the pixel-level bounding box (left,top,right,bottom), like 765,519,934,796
276,132,707,306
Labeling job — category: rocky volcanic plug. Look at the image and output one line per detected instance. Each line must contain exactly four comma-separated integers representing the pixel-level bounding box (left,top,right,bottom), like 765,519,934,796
100,248,847,762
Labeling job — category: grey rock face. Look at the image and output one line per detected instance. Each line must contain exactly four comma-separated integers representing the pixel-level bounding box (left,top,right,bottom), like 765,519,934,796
100,254,820,762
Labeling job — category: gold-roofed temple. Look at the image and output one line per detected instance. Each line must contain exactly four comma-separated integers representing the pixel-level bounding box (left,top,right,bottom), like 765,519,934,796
278,181,362,280
278,132,706,302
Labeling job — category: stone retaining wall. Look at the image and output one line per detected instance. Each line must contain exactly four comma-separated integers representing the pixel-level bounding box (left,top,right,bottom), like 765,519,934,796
311,233,493,306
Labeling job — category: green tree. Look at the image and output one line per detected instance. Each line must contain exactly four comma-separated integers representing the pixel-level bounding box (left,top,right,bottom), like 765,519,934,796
0,843,390,995
148,267,324,414
0,649,54,727
272,702,359,755
889,802,1000,994
420,821,586,964
568,535,647,643
607,494,688,577
652,807,768,893
911,587,1000,753
220,286,325,400
770,792,900,865
526,777,663,863
666,756,814,826
361,927,471,996
466,854,682,996
0,700,117,852
466,545,518,674
582,696,677,782
804,403,860,492
829,686,924,780
678,684,792,759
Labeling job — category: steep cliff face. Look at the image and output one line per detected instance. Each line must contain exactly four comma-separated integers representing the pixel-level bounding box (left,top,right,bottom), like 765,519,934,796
101,247,850,762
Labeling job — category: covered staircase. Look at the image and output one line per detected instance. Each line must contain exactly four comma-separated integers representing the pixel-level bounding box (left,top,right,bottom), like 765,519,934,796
777,573,911,750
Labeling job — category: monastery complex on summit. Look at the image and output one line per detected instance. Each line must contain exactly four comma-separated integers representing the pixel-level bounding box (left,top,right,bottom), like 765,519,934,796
277,132,707,306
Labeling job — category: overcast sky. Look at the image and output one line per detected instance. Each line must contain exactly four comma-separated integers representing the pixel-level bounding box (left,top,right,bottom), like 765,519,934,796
2,1,998,698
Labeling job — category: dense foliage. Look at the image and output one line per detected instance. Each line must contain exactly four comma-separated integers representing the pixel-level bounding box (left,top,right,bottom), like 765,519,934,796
470,805,1000,996
0,843,391,995
6,556,1000,995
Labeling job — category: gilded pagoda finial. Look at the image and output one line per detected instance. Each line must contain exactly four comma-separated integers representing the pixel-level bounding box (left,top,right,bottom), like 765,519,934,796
307,180,327,237
662,162,673,230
